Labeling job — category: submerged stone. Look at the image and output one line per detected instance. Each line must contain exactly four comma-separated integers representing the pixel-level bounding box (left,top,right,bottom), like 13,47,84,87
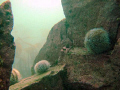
0,0,15,90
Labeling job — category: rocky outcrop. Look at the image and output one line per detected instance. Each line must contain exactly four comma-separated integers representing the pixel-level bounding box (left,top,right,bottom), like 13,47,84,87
60,39,120,90
31,0,120,89
32,19,72,74
9,65,66,90
32,0,120,73
0,0,15,90
62,0,120,47
10,42,120,90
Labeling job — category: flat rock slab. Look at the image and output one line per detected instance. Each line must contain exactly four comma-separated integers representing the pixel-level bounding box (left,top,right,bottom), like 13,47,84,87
9,65,65,90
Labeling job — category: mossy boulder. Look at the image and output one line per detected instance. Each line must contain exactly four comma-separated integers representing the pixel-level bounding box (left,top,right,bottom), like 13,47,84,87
84,28,110,54
34,60,50,74
10,68,22,85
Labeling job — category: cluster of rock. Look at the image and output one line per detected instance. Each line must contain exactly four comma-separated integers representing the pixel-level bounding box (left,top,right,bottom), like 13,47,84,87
33,0,120,69
1,0,120,90
31,0,120,89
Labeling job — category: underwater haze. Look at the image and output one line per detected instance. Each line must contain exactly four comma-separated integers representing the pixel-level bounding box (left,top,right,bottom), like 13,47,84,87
0,0,65,78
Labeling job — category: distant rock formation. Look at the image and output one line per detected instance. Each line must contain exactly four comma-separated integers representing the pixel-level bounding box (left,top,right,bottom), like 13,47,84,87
0,0,15,90
13,38,41,78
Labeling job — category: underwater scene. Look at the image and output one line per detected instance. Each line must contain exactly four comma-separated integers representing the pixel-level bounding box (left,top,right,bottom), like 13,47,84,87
0,0,120,90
